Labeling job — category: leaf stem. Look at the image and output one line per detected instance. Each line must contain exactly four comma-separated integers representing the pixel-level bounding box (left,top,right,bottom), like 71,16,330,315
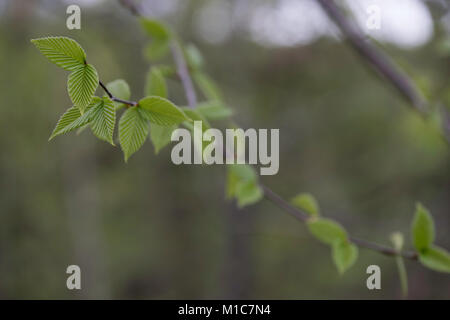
117,0,421,262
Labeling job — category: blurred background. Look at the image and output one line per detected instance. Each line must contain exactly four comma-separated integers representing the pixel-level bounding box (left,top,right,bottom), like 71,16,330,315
0,0,449,299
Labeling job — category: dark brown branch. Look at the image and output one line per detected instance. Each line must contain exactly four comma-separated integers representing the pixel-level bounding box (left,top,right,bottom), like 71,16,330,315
117,0,420,261
99,80,137,107
316,0,427,113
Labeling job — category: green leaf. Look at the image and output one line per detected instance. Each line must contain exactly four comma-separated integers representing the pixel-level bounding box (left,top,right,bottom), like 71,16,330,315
106,79,131,110
145,67,167,98
332,241,358,274
235,180,263,208
229,164,257,182
150,124,177,154
307,218,348,245
139,18,171,60
31,36,86,71
68,64,99,112
196,101,233,120
226,167,240,199
412,203,435,252
49,98,101,140
419,246,450,273
144,42,170,61
139,96,190,126
119,107,149,162
90,97,116,145
193,73,223,101
140,18,171,40
291,193,320,216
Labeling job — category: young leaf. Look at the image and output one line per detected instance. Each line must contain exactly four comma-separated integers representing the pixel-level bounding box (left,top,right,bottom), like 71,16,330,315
196,101,233,120
31,36,86,71
145,67,167,98
139,18,171,60
139,96,190,126
411,203,435,252
150,124,177,154
68,64,99,112
291,193,320,217
419,246,450,273
119,107,149,162
49,98,101,140
106,79,131,110
90,97,116,145
235,180,263,208
307,218,348,245
332,241,358,274
194,73,223,101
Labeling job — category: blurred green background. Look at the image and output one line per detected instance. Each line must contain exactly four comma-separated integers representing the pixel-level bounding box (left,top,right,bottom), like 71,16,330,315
0,0,449,299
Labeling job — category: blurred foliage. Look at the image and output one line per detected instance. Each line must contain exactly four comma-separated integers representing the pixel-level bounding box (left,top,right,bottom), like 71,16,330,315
0,0,449,299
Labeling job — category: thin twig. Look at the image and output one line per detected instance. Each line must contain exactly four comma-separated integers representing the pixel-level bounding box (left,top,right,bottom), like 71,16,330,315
117,0,420,261
261,184,309,222
316,0,427,113
117,0,197,108
118,0,140,16
99,80,137,107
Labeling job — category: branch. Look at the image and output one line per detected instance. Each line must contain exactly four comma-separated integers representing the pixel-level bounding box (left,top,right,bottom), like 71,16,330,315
171,41,198,109
117,0,420,261
99,80,137,107
316,0,427,113
262,184,418,260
